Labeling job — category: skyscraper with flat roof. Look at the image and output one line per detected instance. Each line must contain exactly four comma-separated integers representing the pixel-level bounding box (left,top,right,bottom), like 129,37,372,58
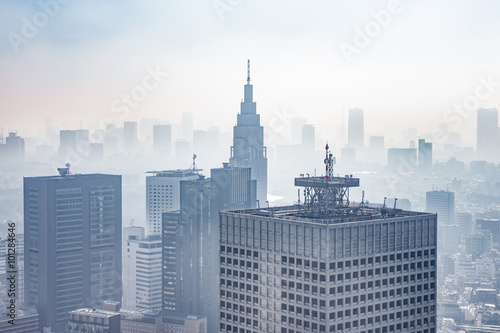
425,190,454,226
229,60,268,205
348,108,364,149
24,168,122,332
146,169,200,235
123,226,162,311
219,171,437,333
418,139,432,175
153,124,172,157
162,165,256,332
476,108,498,160
124,121,138,153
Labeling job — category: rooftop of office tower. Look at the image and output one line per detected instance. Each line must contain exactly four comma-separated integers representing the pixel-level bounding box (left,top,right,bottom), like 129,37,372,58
223,143,433,225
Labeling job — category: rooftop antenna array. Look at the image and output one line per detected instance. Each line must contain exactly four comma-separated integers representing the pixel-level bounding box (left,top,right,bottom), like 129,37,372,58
324,143,335,180
57,163,72,177
295,142,359,217
189,153,202,173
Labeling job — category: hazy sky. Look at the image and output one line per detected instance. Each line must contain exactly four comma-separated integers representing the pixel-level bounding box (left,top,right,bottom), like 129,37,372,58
1,0,500,146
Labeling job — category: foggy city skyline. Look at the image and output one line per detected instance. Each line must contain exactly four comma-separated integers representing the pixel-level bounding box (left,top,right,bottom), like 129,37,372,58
1,1,500,333
2,1,500,146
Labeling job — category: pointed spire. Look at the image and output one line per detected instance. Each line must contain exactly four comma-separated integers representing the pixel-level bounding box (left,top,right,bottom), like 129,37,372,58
247,59,251,84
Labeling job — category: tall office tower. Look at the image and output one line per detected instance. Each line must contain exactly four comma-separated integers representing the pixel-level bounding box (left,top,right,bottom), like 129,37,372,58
24,168,122,332
182,112,194,142
0,131,25,164
122,226,162,311
347,108,364,149
220,172,437,333
302,124,315,152
124,121,138,153
387,148,417,173
58,129,89,161
146,169,199,235
425,190,455,226
162,165,256,332
476,108,498,160
418,139,433,174
153,124,172,157
229,60,268,205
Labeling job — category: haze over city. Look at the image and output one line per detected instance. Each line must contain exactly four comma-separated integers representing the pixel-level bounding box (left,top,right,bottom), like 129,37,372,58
1,1,500,333
2,0,500,146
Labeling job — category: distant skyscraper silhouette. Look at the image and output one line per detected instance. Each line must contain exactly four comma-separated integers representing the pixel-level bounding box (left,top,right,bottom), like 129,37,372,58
58,129,89,161
153,124,172,157
426,190,455,226
418,139,433,174
0,131,25,164
229,60,268,204
476,108,498,160
347,108,364,149
124,121,138,153
24,169,122,332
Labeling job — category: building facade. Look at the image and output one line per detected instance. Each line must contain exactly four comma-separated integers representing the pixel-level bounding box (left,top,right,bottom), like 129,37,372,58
24,169,122,332
123,226,162,311
146,170,199,235
220,175,437,333
68,308,120,333
162,166,256,332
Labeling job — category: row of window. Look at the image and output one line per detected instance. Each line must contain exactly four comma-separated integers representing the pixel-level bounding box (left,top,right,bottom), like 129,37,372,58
281,261,435,280
281,250,436,268
221,257,259,270
221,246,260,258
281,278,436,296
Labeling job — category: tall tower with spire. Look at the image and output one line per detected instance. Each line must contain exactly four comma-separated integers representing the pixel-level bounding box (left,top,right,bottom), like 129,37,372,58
230,60,268,204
